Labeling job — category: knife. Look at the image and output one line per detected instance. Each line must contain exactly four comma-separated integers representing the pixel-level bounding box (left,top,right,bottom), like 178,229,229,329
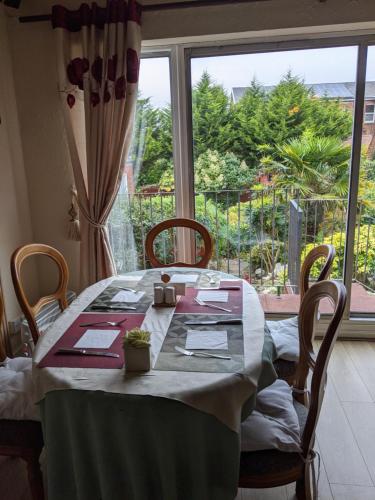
90,305,137,311
184,318,243,325
219,286,241,290
56,348,120,358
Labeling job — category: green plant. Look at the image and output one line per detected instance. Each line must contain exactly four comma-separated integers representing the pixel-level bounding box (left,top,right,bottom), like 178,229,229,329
303,226,375,285
123,328,151,348
264,132,351,197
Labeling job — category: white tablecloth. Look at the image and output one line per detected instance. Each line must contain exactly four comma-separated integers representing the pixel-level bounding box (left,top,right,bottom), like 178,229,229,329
32,268,265,432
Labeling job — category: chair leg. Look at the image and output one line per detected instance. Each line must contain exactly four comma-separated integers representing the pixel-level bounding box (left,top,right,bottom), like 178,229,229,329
26,456,44,500
296,478,307,500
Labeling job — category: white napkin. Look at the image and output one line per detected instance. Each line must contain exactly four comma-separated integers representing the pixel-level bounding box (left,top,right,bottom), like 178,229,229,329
170,274,199,283
111,290,145,303
196,291,229,303
185,330,228,350
74,329,120,349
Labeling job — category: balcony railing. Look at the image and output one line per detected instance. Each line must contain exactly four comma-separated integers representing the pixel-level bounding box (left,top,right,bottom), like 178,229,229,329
108,188,375,295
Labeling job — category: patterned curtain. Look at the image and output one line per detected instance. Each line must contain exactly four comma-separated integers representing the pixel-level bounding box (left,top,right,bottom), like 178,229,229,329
52,0,142,288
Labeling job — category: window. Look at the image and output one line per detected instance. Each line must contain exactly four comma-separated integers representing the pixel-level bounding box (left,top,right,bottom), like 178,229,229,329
109,36,375,330
364,103,375,123
190,46,356,314
108,56,175,273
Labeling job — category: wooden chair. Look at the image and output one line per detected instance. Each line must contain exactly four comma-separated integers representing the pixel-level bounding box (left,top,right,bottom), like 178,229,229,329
145,218,213,268
270,244,335,384
0,287,44,500
11,243,69,345
240,279,347,499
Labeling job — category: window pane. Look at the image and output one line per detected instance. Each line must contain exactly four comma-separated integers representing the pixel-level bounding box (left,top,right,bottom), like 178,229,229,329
108,57,175,272
190,46,356,314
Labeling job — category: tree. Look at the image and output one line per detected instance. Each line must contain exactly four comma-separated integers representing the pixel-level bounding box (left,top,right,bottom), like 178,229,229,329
129,97,172,188
192,72,232,158
228,79,267,167
260,72,352,153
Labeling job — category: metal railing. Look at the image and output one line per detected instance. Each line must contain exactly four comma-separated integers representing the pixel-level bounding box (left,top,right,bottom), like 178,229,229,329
108,188,375,295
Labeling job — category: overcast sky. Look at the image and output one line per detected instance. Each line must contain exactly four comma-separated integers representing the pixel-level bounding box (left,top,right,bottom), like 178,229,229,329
138,46,375,108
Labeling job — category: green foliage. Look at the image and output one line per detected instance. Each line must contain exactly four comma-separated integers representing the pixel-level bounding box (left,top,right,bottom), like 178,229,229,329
123,328,151,348
131,71,353,191
304,226,375,284
159,150,255,194
248,240,286,275
130,98,172,189
194,150,254,192
264,132,351,197
192,71,232,159
227,79,267,166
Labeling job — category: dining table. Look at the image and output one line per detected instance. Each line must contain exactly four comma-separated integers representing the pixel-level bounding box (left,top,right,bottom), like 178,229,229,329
32,267,277,500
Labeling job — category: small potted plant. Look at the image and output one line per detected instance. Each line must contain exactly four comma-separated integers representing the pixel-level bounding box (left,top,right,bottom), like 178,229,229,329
123,328,151,372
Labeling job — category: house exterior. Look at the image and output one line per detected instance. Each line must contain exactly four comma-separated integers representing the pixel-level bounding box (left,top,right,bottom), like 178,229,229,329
232,82,375,157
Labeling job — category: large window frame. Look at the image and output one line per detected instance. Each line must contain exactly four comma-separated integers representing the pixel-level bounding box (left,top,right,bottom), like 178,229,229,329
142,34,375,337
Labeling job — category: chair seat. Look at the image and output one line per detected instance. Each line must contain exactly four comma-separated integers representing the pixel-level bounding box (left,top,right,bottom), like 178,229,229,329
240,398,308,487
267,316,299,362
0,358,39,421
241,380,303,453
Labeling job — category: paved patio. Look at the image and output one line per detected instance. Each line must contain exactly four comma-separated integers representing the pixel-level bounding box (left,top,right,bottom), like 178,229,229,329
259,282,375,315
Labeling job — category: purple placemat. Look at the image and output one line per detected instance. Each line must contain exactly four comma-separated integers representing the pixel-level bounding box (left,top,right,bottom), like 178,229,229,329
174,281,243,314
38,313,145,369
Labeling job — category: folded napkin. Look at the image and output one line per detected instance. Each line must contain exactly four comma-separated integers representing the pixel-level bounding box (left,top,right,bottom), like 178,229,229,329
185,330,228,350
196,291,229,303
170,274,199,283
74,329,120,349
111,290,145,303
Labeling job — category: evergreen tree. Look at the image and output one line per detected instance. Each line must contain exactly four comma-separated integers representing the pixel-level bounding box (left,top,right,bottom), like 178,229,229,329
227,79,266,168
192,71,232,158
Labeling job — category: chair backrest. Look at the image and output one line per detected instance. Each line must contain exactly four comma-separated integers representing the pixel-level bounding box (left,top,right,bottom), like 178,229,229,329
294,279,347,459
11,244,69,345
299,244,335,301
145,218,213,269
0,287,7,362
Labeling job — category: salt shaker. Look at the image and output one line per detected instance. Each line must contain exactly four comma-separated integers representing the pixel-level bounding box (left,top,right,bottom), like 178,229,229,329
154,286,164,305
164,286,176,305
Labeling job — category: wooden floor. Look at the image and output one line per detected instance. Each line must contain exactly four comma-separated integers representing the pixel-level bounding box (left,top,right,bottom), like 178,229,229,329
2,340,375,500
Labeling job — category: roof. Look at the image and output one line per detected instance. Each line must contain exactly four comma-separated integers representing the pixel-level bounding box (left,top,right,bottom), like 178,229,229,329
231,82,375,103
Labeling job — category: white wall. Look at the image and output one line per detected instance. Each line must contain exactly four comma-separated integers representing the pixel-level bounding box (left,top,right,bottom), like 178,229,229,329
0,7,39,321
7,17,80,298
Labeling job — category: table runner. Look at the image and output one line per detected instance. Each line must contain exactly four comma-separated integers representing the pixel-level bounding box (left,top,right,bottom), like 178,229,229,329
84,280,152,313
154,314,244,373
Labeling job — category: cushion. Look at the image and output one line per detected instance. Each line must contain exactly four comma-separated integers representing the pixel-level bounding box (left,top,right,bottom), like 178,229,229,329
240,399,308,483
0,357,40,421
267,316,299,362
241,379,301,453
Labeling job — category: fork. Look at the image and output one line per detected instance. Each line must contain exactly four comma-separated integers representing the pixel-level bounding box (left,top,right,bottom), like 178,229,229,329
79,319,127,327
175,346,231,360
193,297,232,313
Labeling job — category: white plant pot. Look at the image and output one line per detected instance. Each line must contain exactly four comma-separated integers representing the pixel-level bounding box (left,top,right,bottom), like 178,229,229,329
124,345,151,372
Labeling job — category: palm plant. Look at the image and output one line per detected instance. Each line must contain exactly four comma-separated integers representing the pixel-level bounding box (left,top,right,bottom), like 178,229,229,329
265,133,351,198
